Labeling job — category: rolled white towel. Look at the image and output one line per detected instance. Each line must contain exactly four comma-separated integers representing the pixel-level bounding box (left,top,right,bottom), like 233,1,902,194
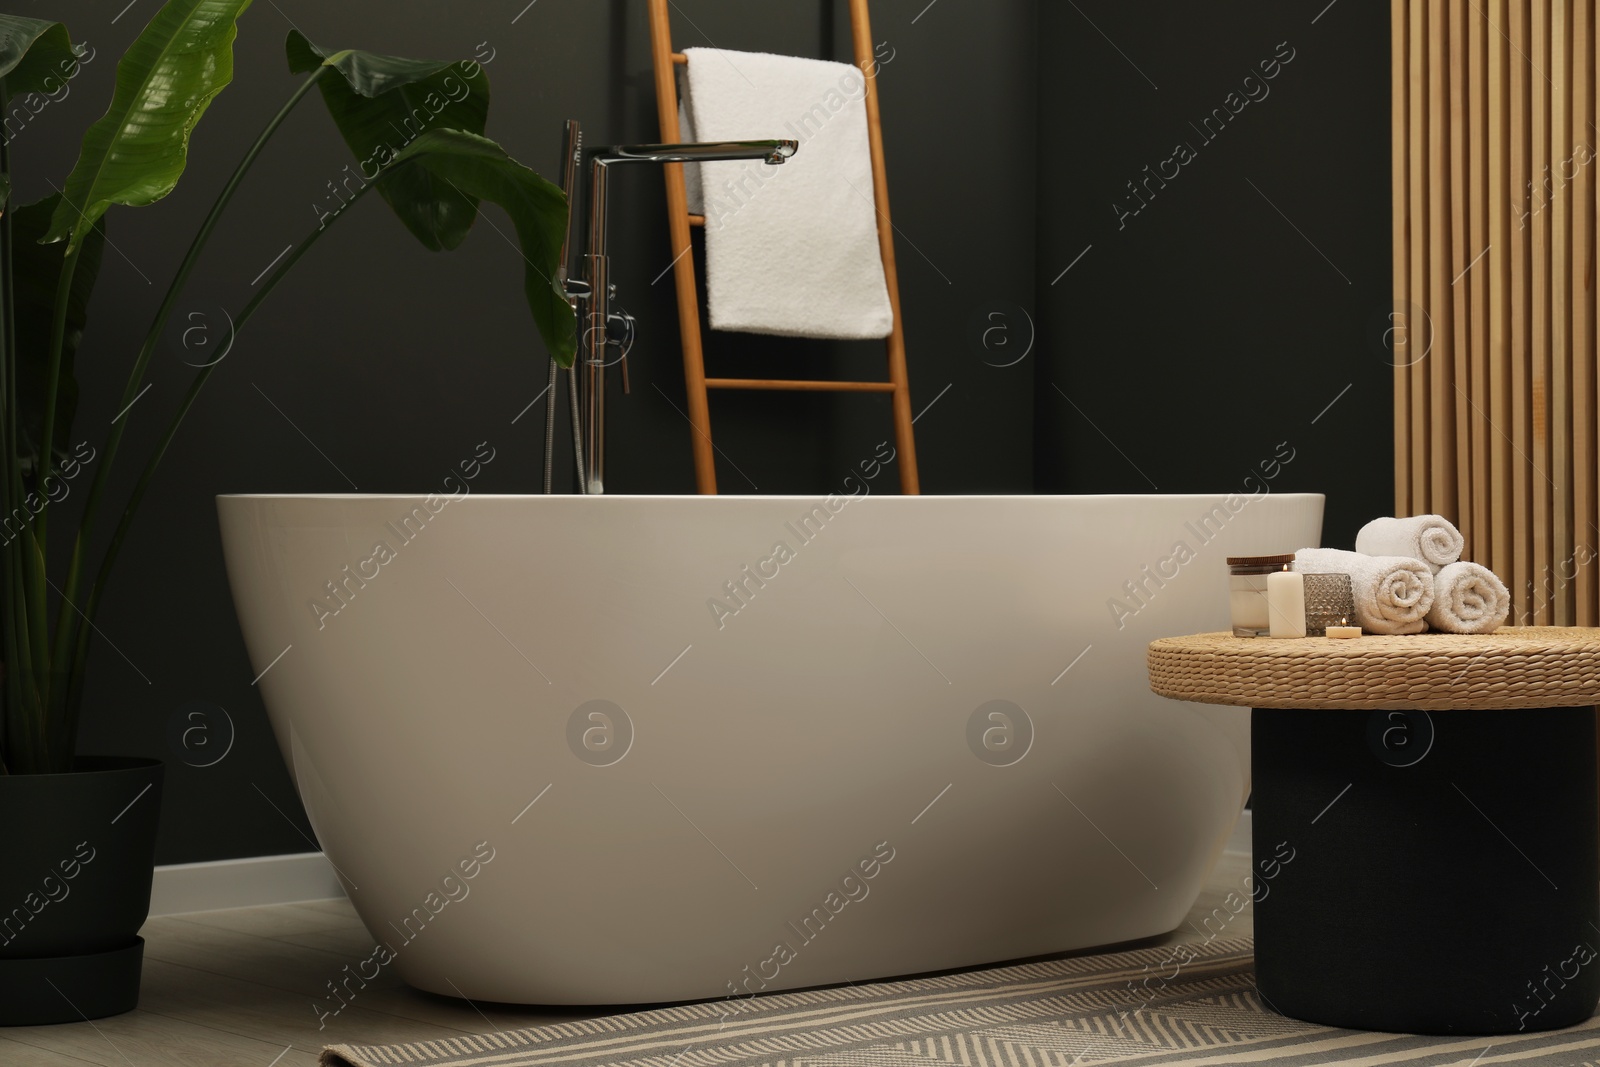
1425,561,1510,634
1294,548,1435,635
1354,515,1464,573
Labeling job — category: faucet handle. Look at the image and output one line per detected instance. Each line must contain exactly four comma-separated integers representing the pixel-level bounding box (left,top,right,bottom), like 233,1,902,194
605,310,635,351
606,309,635,394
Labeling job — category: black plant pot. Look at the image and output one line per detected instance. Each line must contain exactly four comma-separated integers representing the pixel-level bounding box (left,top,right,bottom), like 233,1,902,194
0,756,163,1025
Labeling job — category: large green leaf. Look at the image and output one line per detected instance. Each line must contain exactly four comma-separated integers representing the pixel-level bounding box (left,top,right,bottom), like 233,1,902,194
389,129,576,364
287,30,490,252
12,196,106,473
0,15,82,96
43,0,253,249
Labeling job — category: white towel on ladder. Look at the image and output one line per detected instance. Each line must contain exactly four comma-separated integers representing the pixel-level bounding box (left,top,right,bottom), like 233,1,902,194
678,46,894,340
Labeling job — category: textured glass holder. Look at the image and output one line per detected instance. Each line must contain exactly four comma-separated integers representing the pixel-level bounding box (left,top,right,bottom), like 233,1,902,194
1302,572,1355,636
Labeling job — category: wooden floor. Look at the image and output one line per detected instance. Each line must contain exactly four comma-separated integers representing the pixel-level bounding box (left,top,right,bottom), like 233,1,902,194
0,851,1255,1066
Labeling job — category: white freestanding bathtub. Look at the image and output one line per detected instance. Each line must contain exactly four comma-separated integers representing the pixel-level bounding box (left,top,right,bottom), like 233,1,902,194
218,490,1322,1005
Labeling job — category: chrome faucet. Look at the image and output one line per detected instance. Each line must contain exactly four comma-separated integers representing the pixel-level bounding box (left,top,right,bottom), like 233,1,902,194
543,120,798,495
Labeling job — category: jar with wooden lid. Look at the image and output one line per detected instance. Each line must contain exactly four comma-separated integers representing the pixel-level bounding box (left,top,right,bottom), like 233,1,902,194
1227,553,1296,637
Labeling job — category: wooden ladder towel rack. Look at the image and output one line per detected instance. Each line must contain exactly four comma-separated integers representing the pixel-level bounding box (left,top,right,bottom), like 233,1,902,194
646,0,920,494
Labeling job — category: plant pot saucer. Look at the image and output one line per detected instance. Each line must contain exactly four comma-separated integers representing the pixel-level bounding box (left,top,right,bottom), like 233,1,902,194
0,938,144,1025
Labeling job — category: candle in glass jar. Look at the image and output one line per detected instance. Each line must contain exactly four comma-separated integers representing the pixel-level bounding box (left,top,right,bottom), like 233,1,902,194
1266,565,1307,638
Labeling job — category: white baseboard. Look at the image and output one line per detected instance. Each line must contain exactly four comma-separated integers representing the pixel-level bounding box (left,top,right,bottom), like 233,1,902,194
150,815,1255,918
150,851,344,916
1225,809,1253,856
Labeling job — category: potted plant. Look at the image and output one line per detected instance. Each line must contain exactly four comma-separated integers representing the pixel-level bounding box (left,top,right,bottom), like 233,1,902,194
0,0,576,1025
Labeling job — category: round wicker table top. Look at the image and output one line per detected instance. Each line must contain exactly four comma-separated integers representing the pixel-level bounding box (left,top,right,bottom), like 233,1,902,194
1147,626,1600,710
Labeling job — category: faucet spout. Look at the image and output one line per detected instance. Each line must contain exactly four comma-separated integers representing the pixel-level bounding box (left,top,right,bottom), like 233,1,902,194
569,130,798,495
588,139,799,167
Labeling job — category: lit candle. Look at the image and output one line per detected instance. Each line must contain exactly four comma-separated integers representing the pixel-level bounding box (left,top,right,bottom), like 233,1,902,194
1326,616,1362,639
1267,565,1307,638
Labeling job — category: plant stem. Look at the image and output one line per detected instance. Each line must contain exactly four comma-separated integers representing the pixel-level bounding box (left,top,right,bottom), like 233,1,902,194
0,81,14,501
0,79,17,773
65,184,370,721
49,69,330,731
34,240,81,550
27,240,78,734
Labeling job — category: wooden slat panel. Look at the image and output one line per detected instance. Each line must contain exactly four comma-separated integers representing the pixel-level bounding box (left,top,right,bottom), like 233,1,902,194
1395,0,1412,514
1489,0,1514,591
1511,0,1533,621
1429,0,1459,524
1412,0,1432,514
1580,0,1600,624
1551,0,1573,622
1532,0,1553,623
1450,0,1473,548
1469,0,1492,566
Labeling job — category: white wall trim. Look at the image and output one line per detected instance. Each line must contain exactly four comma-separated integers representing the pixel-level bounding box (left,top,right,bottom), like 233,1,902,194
1225,809,1253,857
150,851,344,916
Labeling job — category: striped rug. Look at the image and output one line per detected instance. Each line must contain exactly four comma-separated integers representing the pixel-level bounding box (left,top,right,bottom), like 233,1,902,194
319,937,1600,1067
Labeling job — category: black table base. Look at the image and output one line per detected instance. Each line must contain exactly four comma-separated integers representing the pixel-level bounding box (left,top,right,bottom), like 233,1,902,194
1252,705,1600,1035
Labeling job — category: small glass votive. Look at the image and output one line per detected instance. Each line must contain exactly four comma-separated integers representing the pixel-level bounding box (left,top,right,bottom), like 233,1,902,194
1228,554,1296,637
1302,572,1355,637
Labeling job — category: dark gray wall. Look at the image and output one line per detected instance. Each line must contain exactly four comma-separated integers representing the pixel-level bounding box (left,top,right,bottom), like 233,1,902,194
1033,0,1394,548
25,0,1039,863
30,0,1392,864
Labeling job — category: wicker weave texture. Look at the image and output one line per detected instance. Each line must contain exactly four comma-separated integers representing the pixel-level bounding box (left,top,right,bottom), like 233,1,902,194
1147,627,1600,710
